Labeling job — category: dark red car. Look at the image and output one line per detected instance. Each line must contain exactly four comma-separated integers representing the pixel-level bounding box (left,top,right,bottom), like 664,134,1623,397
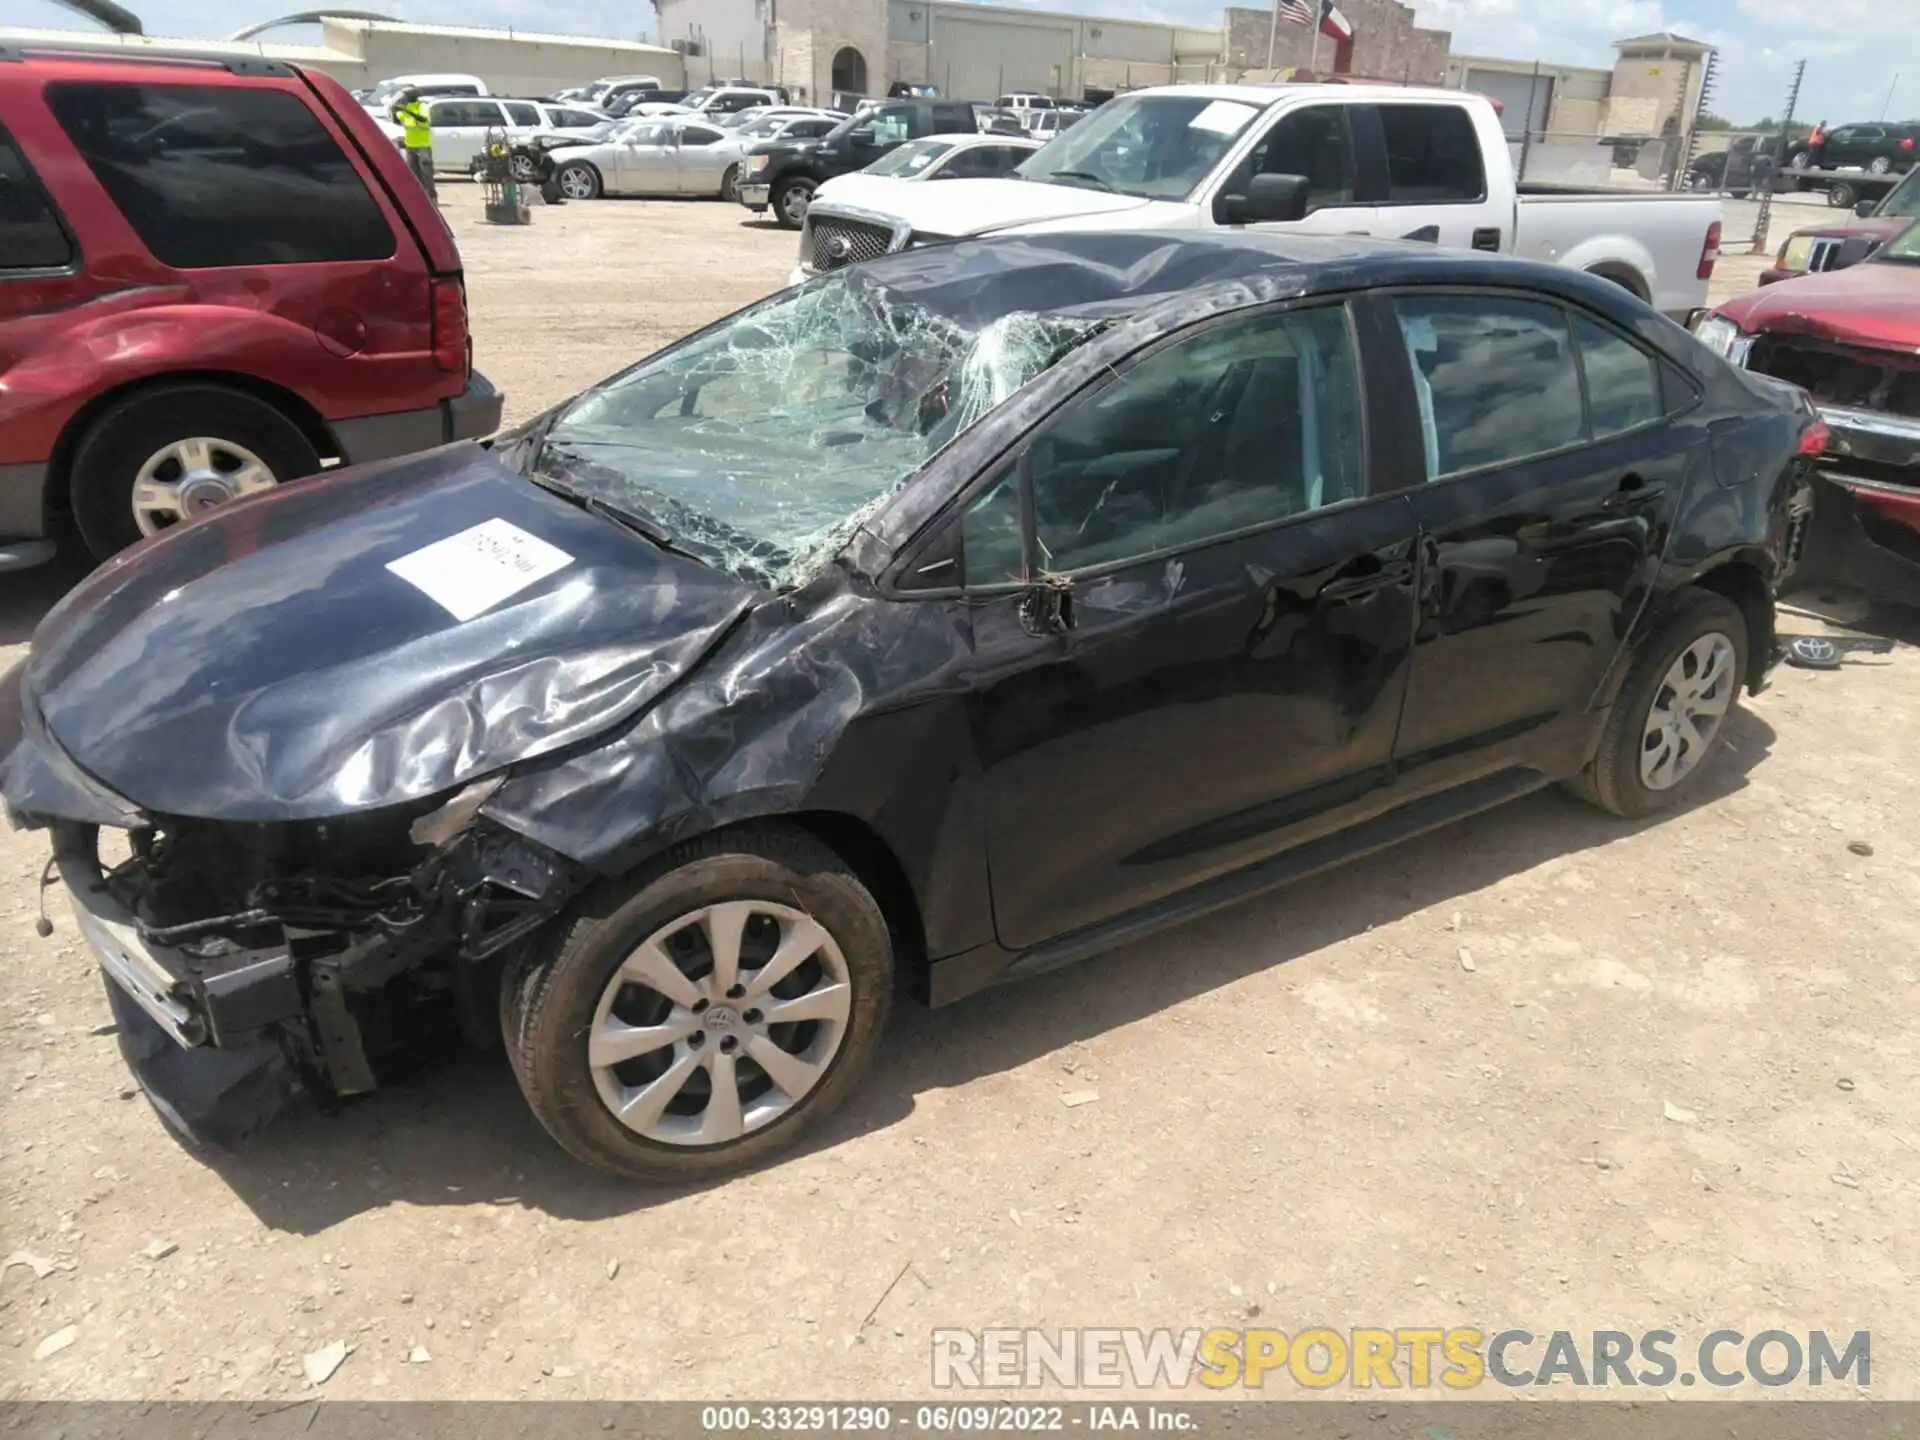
1694,224,1920,604
1760,167,1920,284
0,43,501,567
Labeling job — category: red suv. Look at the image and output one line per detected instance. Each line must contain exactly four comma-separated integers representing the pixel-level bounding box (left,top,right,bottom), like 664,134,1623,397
0,44,502,566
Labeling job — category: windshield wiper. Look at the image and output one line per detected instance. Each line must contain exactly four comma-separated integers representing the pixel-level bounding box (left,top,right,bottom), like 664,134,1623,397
527,471,691,557
1042,169,1114,192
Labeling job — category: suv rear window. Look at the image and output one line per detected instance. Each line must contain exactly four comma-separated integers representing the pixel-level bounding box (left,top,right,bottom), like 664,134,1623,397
0,127,73,270
45,82,394,269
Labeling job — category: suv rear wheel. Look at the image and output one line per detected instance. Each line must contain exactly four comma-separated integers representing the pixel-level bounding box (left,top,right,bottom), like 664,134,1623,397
69,384,320,559
503,825,893,1181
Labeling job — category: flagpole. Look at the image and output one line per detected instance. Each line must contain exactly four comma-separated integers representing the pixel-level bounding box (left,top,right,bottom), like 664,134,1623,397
1266,0,1280,70
1309,23,1320,75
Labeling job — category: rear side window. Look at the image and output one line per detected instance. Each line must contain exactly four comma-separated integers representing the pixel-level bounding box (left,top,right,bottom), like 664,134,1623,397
433,100,503,127
1373,104,1486,204
1571,314,1661,437
46,83,394,268
0,127,73,270
1394,296,1585,478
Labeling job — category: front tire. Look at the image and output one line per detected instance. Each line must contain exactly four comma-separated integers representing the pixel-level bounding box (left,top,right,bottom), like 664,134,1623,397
772,176,815,229
1868,155,1893,175
720,163,740,202
503,826,894,1181
68,384,318,559
556,161,601,200
1568,590,1748,819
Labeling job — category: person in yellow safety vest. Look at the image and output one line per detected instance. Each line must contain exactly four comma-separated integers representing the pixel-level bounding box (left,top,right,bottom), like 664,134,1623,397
392,89,437,203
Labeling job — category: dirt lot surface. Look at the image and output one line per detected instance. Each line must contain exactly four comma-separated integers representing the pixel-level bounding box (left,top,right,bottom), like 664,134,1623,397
3,186,1914,1404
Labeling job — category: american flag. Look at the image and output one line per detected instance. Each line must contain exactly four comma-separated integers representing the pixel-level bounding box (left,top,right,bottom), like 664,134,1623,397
1276,0,1314,25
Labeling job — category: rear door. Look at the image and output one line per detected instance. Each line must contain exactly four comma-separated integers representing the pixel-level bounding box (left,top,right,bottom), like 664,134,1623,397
1380,291,1684,788
428,98,504,170
941,300,1420,950
1214,103,1377,239
1353,102,1505,251
674,122,730,194
34,71,445,419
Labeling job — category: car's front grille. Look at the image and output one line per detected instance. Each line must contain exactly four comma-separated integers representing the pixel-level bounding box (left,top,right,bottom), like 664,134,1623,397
1750,336,1920,418
801,214,895,273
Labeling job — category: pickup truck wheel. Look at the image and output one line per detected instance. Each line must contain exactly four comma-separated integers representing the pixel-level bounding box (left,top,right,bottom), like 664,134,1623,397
1566,590,1747,819
68,385,319,559
502,825,893,1181
557,161,601,200
720,164,741,202
773,177,815,229
1829,181,1858,209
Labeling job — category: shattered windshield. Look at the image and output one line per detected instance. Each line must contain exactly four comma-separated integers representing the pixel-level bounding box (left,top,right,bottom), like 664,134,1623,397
1016,93,1263,201
865,138,954,176
1879,171,1920,219
533,273,1099,590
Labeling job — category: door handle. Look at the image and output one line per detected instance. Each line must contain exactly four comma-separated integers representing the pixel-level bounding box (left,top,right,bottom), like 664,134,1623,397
1471,226,1502,252
1318,557,1413,603
1601,474,1667,511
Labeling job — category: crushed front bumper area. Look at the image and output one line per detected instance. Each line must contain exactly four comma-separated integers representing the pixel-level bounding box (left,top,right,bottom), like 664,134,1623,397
47,813,578,1149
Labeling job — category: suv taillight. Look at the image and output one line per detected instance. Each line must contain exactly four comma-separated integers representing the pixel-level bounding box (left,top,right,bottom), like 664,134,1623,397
431,276,469,374
1903,137,1916,152
1698,220,1722,281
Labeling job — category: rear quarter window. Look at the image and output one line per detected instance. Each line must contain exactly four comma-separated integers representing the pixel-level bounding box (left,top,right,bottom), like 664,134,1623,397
0,126,74,270
45,82,394,269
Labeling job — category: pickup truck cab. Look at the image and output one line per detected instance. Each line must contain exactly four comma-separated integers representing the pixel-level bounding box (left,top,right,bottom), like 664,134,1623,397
795,84,1723,319
737,99,980,228
0,44,502,566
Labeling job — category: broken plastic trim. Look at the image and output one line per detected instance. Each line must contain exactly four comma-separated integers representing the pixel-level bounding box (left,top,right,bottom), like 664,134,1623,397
532,271,1103,591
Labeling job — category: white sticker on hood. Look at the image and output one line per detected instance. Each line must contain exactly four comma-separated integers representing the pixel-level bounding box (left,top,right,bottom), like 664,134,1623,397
386,518,574,622
1188,100,1258,136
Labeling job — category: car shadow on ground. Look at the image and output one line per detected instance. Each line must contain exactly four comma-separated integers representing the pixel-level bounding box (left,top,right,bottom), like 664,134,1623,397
200,707,1778,1233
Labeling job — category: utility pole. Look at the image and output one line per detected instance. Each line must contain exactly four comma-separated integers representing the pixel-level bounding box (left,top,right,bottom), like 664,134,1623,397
1881,73,1901,120
1753,59,1805,254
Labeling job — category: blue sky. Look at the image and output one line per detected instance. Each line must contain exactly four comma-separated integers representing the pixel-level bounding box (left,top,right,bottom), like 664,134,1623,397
10,0,1915,124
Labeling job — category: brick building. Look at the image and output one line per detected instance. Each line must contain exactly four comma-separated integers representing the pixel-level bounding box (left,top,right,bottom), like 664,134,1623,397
1223,0,1450,86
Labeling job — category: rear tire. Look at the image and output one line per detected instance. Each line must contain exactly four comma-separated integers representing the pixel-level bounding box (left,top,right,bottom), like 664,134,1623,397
1567,590,1748,819
720,163,740,202
68,384,318,560
1868,155,1893,175
502,825,894,1182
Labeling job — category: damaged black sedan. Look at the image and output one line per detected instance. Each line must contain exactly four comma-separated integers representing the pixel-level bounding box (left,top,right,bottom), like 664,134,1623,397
3,232,1820,1181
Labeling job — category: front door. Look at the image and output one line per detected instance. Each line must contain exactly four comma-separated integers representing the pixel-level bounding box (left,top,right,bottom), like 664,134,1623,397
1383,293,1682,782
956,301,1421,950
1215,102,1377,239
614,132,679,194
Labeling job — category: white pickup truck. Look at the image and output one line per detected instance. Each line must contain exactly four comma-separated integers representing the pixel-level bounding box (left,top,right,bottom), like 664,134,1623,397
793,84,1724,319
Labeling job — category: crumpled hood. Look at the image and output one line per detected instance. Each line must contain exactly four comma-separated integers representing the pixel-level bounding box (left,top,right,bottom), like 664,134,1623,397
813,177,1170,237
1719,260,1920,353
18,444,759,823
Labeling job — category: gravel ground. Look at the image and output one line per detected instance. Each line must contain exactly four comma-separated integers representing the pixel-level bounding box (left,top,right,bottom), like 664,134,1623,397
4,185,1913,1404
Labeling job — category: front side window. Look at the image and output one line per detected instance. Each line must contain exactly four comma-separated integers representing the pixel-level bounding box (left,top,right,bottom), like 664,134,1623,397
962,305,1366,582
1373,104,1486,204
504,102,542,127
45,83,394,269
0,128,73,271
847,108,915,145
532,271,1099,590
1395,296,1585,479
1236,105,1356,213
1018,93,1263,202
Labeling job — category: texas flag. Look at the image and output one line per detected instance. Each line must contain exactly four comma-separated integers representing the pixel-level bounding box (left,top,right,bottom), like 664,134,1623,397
1318,0,1355,42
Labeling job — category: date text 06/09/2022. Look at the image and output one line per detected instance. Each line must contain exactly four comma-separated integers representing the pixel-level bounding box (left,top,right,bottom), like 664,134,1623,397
699,1405,1197,1432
